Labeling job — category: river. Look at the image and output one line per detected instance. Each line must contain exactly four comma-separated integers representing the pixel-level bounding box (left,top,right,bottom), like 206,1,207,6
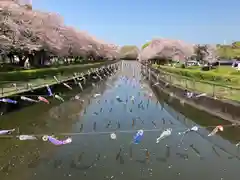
0,61,240,180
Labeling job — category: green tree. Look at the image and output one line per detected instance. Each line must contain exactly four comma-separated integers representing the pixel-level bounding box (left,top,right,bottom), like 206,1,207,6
141,42,151,49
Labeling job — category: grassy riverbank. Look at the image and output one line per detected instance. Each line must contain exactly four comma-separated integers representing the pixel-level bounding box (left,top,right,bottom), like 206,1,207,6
0,60,118,97
152,64,240,101
155,64,240,86
0,61,114,82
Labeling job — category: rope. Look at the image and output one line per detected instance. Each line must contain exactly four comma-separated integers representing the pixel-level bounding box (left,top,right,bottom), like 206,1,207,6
0,123,238,139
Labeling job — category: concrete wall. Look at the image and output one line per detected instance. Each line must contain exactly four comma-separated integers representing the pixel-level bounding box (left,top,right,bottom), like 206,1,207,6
141,65,240,123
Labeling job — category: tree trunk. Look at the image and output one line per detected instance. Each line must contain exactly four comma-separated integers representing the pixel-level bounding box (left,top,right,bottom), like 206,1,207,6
18,54,28,67
7,53,14,64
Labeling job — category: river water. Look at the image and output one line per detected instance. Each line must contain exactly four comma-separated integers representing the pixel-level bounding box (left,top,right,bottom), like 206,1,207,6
0,61,240,180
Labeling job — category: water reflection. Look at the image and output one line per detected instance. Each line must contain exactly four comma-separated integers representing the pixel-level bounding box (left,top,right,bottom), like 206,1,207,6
0,61,240,180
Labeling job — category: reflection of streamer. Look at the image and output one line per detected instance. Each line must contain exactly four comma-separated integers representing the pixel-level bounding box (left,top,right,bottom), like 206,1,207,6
152,121,157,128
78,82,83,91
179,126,199,144
116,148,122,160
53,76,60,83
176,152,188,160
116,96,123,102
129,145,133,159
212,146,221,157
80,124,83,132
130,96,135,101
179,126,199,135
189,144,203,159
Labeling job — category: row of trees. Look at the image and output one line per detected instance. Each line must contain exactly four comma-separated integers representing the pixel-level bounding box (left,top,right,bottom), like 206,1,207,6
139,38,219,64
119,45,139,60
0,0,120,69
217,42,240,59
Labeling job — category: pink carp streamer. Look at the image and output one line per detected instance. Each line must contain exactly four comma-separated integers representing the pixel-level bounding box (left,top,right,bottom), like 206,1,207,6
208,125,224,136
42,135,72,146
38,96,50,104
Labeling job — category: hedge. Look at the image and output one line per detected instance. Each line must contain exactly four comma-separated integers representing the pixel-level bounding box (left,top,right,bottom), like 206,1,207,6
155,65,240,86
0,61,114,82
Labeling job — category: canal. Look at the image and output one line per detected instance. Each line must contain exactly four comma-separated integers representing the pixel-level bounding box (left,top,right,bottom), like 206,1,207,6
0,61,240,180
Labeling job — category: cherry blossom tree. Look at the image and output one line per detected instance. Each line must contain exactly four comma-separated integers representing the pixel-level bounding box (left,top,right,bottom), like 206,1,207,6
139,38,194,64
0,0,119,67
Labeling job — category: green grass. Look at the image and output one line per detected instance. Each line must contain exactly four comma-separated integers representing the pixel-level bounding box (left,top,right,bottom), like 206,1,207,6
0,60,118,97
217,45,240,59
0,61,113,82
154,64,240,87
152,64,240,101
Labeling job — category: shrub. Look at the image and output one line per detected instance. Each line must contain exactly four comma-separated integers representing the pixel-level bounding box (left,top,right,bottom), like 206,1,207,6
180,64,185,69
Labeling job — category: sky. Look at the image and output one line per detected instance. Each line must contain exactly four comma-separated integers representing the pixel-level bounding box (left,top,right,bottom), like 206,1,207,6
32,0,240,47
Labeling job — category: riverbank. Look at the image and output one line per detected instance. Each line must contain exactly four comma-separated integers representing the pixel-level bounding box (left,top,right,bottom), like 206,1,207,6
0,61,115,82
0,60,119,98
142,64,240,123
0,60,119,114
152,64,240,101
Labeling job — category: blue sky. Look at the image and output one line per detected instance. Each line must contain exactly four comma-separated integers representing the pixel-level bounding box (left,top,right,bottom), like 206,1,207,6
33,0,240,47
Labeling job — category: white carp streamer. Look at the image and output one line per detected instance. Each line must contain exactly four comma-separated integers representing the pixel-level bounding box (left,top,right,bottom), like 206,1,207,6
54,94,64,102
156,128,172,143
53,76,60,83
20,96,38,103
18,135,37,140
110,133,117,140
0,129,15,135
63,83,72,90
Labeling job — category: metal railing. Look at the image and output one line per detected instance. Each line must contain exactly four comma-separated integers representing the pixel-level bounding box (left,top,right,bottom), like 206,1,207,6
0,62,119,98
150,67,240,102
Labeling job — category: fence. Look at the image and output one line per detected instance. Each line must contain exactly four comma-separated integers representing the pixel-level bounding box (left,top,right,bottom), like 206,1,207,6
151,67,240,102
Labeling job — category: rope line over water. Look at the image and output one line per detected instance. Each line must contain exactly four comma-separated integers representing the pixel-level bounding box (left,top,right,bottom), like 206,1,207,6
0,123,239,138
